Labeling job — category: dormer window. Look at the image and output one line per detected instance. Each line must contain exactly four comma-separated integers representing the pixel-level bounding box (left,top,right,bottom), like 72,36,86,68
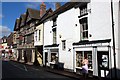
80,5,87,16
27,15,31,22
4,39,6,42
53,18,57,27
30,23,34,27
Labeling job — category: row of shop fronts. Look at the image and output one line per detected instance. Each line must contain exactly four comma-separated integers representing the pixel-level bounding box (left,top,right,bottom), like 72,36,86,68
2,37,111,78
3,31,111,78
15,39,111,78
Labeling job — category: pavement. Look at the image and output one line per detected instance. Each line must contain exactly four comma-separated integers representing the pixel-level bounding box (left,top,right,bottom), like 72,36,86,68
10,60,110,80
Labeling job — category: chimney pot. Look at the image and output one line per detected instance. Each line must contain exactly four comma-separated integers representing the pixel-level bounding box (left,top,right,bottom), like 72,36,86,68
40,2,46,17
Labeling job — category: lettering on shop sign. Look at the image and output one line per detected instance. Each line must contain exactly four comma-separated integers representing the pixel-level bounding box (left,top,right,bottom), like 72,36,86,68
92,43,102,46
79,43,102,47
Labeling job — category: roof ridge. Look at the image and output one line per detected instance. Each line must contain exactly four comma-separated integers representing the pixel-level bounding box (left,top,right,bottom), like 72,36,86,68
27,8,39,12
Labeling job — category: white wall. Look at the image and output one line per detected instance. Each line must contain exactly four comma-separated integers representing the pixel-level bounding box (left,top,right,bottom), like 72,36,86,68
74,8,81,42
57,8,80,70
89,1,112,41
34,24,44,46
89,1,114,70
89,0,119,78
44,20,53,46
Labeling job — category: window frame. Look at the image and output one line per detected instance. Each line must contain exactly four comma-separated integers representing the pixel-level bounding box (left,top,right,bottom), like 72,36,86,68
53,28,57,44
35,30,37,41
79,5,88,17
51,53,58,63
62,40,66,50
39,30,41,41
53,18,57,27
76,51,92,70
79,17,88,40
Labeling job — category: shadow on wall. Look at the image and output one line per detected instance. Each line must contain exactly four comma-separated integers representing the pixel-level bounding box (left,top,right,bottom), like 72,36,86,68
105,68,120,80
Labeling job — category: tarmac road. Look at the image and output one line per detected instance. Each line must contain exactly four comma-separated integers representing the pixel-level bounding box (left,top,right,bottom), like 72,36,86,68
2,60,79,80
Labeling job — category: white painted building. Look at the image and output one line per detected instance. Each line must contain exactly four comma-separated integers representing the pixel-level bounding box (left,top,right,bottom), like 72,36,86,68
34,24,44,46
43,1,120,79
34,23,44,66
43,19,59,67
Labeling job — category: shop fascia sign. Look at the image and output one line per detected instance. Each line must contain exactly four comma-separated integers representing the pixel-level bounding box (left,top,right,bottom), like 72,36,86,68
77,43,103,47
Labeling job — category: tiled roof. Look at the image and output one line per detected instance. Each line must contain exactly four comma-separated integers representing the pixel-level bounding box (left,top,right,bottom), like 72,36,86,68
20,13,27,27
27,8,40,19
7,32,13,38
39,8,53,23
2,36,7,39
39,2,79,22
14,18,21,31
39,2,90,22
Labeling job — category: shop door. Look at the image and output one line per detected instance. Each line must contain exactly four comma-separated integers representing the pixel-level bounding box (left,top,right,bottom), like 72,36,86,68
97,51,109,77
19,50,22,60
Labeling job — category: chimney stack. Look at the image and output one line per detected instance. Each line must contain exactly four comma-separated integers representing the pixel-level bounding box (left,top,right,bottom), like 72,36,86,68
40,2,46,17
55,2,61,10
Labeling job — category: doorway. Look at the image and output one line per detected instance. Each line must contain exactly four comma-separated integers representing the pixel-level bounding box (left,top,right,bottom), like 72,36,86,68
45,52,48,66
97,51,109,77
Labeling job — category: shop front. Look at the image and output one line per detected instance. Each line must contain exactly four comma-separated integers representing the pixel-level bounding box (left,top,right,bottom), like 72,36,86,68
43,44,59,68
25,48,35,63
73,39,111,78
18,49,23,61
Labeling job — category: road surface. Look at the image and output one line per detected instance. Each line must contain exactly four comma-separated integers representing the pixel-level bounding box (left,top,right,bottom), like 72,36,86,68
2,60,78,80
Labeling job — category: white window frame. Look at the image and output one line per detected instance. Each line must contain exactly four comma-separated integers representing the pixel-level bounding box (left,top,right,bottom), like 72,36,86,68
76,51,92,69
35,31,37,41
53,28,57,44
80,17,88,40
39,30,41,41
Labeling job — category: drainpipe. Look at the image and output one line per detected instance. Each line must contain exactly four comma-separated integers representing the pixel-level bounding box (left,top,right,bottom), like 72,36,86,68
111,0,117,79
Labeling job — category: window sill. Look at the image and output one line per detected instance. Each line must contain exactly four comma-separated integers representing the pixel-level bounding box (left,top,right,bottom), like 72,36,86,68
78,13,88,18
81,38,89,41
62,49,66,51
76,67,93,71
52,25,57,28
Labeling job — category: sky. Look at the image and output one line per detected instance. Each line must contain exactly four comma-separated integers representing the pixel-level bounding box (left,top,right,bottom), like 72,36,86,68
0,2,66,38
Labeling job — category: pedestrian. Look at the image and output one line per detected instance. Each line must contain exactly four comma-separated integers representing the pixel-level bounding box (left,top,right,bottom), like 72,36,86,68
82,55,88,80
